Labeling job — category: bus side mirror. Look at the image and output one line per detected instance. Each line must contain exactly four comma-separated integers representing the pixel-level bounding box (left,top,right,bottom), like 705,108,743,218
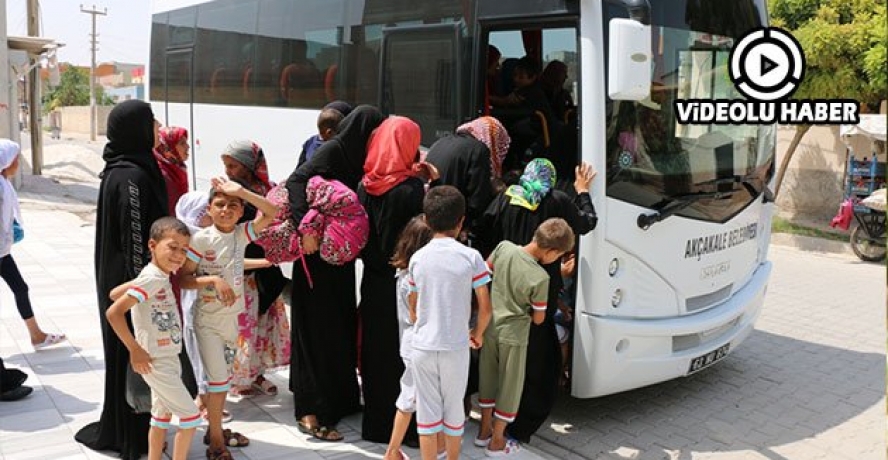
607,18,651,101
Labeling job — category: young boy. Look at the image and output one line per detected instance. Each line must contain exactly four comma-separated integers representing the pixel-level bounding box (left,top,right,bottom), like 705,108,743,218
297,106,346,167
178,177,278,460
408,186,492,460
477,218,575,457
105,217,201,460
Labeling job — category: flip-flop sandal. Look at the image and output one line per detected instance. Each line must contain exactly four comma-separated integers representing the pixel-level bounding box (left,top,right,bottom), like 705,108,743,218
251,377,278,396
229,386,256,398
205,447,234,460
296,420,318,436
33,333,66,350
312,426,343,442
203,429,249,447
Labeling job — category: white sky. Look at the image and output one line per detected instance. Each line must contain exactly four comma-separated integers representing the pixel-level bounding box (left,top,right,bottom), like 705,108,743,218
6,0,150,66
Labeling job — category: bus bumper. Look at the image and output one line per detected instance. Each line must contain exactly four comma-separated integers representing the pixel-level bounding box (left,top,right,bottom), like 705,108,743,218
571,261,772,398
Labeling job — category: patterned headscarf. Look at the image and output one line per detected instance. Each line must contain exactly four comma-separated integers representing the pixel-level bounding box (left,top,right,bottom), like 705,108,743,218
156,126,188,165
504,158,557,211
221,139,272,195
456,116,510,178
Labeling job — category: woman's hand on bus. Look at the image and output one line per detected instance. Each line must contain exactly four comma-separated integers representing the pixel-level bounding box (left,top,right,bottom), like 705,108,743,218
574,162,597,194
301,234,319,255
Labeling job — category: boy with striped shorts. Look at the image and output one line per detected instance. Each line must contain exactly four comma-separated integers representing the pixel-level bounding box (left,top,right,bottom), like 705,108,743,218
179,177,278,460
408,186,492,460
476,218,574,457
106,217,201,460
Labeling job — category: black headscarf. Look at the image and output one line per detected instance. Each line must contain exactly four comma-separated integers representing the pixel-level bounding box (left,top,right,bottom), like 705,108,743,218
331,104,386,175
102,101,166,199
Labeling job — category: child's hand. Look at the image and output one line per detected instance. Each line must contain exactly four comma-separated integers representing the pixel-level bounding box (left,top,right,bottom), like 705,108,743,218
561,254,576,278
130,346,153,374
301,234,319,255
212,277,235,306
469,331,483,349
211,176,244,197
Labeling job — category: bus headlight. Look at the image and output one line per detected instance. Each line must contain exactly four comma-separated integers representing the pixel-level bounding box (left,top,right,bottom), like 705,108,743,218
608,258,619,277
611,289,623,307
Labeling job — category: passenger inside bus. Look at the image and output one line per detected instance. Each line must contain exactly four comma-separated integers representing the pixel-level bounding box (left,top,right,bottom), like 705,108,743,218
490,56,557,174
539,60,574,123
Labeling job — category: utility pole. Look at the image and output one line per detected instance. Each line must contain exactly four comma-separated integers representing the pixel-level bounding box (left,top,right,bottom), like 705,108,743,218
80,4,106,142
27,0,41,175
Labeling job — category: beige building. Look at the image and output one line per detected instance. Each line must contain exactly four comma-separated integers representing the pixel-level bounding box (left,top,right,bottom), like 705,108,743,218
775,109,887,222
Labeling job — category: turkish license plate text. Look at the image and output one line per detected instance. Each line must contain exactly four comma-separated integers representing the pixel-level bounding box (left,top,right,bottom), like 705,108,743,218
687,343,730,374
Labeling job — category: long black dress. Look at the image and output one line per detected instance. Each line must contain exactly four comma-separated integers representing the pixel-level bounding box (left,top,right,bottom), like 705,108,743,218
75,100,172,460
357,178,424,443
286,105,385,427
425,133,494,234
476,190,597,443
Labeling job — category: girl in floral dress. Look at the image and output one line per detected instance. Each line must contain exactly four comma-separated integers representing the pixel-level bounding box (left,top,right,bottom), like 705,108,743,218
220,140,291,396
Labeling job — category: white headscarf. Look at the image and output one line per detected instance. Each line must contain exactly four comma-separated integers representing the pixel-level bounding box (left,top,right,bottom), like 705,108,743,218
0,139,21,256
175,190,209,234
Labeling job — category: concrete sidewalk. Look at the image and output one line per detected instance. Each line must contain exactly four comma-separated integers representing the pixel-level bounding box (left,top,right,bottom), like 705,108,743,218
0,207,550,460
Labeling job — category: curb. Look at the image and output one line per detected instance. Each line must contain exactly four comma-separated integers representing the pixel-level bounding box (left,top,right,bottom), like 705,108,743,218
769,232,855,257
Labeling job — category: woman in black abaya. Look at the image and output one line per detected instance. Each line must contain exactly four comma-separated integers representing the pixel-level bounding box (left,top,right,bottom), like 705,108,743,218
476,158,598,443
286,105,385,441
357,116,429,443
76,100,196,460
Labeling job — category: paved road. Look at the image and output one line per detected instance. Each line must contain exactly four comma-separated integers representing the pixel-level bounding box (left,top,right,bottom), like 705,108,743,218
3,131,885,459
532,246,885,460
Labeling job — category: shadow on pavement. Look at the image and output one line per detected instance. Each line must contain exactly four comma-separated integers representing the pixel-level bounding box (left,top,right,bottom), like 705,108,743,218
536,329,884,459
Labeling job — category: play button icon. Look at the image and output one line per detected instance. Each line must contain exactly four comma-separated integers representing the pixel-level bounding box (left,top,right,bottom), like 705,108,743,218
729,27,806,101
761,55,778,76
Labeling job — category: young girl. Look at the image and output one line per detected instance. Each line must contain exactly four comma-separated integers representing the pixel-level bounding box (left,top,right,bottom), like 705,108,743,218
0,139,66,350
384,216,433,460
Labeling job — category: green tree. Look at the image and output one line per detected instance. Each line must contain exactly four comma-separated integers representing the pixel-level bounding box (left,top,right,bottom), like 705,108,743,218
43,65,117,112
769,0,887,197
43,65,90,109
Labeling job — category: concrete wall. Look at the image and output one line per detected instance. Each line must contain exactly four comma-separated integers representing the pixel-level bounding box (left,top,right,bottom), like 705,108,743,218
776,123,886,222
56,105,113,135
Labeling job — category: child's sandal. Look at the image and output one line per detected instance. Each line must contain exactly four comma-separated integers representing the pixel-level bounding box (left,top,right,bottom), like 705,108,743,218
203,428,250,447
206,447,234,460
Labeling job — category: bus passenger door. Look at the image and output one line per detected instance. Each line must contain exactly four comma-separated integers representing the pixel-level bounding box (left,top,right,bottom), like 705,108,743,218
163,48,196,188
379,23,464,147
481,24,579,182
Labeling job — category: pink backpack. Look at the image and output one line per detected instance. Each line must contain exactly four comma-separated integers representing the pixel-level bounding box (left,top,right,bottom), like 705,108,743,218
298,176,369,266
255,184,303,264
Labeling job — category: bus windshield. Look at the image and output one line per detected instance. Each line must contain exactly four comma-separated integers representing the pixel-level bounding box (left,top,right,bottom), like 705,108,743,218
605,0,774,223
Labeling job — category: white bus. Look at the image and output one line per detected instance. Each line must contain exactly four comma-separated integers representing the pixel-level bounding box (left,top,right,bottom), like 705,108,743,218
149,0,775,398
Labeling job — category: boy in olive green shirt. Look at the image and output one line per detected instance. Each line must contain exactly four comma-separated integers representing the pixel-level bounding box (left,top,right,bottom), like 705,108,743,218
477,218,575,456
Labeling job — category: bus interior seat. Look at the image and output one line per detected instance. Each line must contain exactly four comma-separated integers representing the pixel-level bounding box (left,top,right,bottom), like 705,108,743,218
324,64,339,101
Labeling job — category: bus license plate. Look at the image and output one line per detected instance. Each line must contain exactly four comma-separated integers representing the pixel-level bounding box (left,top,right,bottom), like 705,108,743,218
687,343,730,374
